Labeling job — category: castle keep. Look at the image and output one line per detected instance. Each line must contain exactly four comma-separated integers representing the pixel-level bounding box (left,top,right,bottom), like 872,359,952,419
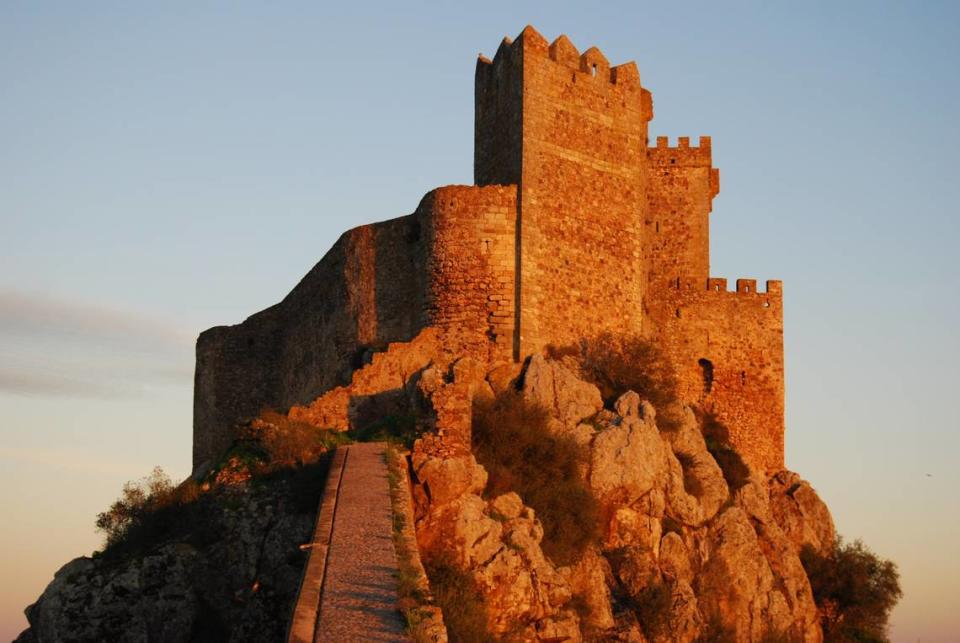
194,27,784,474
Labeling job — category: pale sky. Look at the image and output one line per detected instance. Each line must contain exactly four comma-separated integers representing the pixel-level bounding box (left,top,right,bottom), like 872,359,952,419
1,3,958,641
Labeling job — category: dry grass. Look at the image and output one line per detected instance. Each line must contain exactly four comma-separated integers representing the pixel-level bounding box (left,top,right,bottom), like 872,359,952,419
422,554,492,643
547,332,683,432
472,391,599,566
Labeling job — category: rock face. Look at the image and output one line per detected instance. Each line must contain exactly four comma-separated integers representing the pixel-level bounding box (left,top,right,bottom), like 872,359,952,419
411,355,835,642
16,473,319,642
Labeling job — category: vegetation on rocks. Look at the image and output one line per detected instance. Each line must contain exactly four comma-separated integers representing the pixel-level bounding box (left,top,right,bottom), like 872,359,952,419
800,537,902,642
422,554,492,643
547,332,683,431
472,391,599,566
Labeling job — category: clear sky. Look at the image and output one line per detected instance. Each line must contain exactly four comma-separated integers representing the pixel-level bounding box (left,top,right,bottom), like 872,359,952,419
1,2,957,640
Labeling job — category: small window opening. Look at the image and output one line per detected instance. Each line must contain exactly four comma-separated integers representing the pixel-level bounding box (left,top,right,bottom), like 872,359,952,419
714,283,721,291
591,64,597,77
744,285,751,293
675,308,681,318
655,222,660,233
763,300,770,308
698,358,714,395
740,371,747,386
670,158,676,164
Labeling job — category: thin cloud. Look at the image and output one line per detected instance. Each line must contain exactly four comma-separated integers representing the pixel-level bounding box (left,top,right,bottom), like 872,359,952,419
0,291,195,398
0,369,129,399
0,291,194,347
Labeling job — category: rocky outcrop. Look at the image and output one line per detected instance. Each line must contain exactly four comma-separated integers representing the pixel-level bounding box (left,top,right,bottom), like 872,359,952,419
411,355,835,642
16,470,320,642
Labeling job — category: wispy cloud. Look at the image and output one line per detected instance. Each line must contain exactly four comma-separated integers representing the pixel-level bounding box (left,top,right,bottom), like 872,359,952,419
0,291,195,398
0,370,124,398
0,291,193,347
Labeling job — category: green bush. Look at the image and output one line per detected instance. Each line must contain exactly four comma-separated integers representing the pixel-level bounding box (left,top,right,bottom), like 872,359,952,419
95,466,210,558
472,392,599,566
422,555,491,643
547,332,683,431
800,537,902,642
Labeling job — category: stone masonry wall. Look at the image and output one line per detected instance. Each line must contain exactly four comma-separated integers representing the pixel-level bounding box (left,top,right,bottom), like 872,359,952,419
645,136,720,288
648,277,785,472
193,215,429,469
194,188,518,470
476,26,652,357
422,185,517,360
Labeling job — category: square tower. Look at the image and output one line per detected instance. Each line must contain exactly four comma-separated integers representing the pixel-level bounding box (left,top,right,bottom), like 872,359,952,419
475,26,653,357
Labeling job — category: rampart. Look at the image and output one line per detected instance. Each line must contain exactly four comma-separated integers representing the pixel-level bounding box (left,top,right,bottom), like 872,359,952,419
649,277,785,470
194,186,516,469
194,26,787,475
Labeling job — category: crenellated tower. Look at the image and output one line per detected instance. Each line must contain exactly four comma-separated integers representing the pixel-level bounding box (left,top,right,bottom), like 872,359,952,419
475,26,652,358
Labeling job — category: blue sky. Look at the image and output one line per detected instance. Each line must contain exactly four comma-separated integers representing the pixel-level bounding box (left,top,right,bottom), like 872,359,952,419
1,2,958,640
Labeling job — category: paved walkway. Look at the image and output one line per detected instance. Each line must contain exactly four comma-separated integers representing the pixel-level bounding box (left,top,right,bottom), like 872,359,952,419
313,442,406,642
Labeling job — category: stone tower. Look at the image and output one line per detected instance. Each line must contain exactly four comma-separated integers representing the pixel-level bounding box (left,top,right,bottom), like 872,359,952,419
475,27,652,358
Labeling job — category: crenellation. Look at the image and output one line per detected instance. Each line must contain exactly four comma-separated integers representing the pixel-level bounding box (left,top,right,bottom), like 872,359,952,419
194,25,787,476
549,34,579,67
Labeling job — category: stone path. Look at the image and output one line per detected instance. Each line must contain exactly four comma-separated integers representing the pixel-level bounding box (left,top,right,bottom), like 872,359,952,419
289,442,406,642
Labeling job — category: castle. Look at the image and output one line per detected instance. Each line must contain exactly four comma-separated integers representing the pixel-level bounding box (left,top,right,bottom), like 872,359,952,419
193,26,784,475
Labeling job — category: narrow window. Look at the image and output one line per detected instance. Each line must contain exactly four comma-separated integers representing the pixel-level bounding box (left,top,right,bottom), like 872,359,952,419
698,358,714,395
591,64,597,77
675,308,681,318
740,371,747,386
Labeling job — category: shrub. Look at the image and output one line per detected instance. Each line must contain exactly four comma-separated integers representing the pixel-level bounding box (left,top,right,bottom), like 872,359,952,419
800,537,902,642
472,392,599,566
548,333,682,432
349,413,421,448
630,581,673,640
253,409,349,468
422,555,491,643
698,411,751,491
95,466,209,557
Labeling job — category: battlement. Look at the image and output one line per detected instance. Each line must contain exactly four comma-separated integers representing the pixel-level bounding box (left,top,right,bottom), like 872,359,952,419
477,26,643,91
648,136,714,166
704,277,783,296
669,276,783,300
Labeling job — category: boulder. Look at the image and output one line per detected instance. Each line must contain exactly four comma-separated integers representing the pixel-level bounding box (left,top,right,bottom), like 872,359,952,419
523,354,603,428
769,471,836,556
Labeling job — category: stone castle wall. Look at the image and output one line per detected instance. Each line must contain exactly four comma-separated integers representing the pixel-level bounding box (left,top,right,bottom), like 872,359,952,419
194,26,787,474
648,277,785,470
194,187,518,469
